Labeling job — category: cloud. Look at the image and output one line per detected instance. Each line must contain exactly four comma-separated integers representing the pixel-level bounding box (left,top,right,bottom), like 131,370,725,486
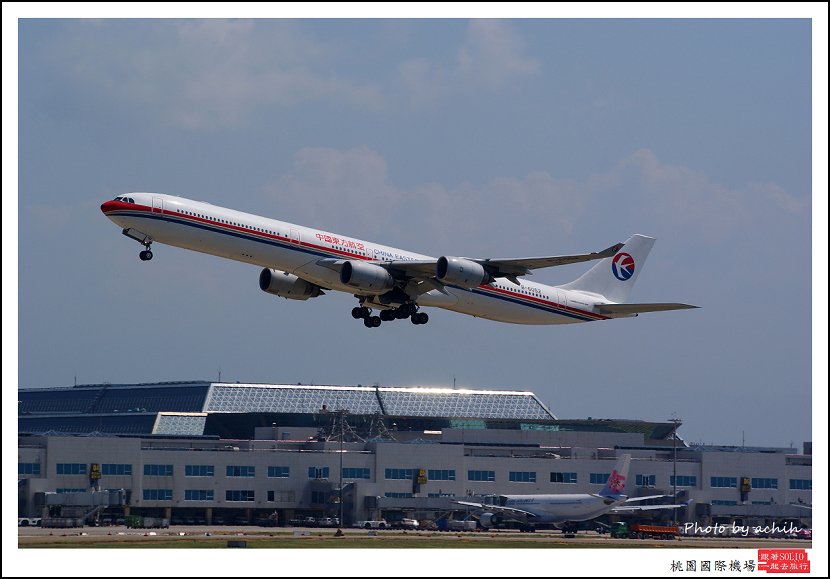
32,20,543,127
457,20,541,87
263,147,807,256
398,20,540,107
46,20,383,130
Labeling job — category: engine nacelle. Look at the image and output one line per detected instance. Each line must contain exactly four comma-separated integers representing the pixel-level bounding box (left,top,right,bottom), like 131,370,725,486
436,256,493,287
479,513,500,528
339,260,395,293
259,268,323,300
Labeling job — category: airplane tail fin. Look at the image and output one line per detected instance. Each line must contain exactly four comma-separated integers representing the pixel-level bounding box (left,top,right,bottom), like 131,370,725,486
559,234,655,303
598,454,631,498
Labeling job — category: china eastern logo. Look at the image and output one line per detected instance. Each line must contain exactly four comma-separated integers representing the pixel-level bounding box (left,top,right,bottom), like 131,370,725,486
612,252,635,281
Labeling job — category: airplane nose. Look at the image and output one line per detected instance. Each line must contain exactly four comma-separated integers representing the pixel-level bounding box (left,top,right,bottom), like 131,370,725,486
100,200,119,214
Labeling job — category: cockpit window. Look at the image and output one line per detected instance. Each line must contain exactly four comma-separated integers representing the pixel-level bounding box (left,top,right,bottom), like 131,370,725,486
128,197,134,203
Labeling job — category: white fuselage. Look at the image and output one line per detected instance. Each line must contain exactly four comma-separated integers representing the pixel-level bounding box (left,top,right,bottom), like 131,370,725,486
494,494,627,524
102,193,610,325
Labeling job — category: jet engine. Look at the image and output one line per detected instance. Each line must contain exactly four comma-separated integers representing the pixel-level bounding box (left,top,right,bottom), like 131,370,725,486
436,256,493,287
339,261,395,292
259,268,323,300
478,512,501,528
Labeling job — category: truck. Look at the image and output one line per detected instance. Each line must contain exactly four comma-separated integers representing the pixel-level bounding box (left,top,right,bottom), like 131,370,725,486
437,519,477,532
610,522,678,540
125,515,170,529
354,519,389,529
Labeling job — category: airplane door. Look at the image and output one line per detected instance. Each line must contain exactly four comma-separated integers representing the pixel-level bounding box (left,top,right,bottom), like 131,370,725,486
290,229,300,245
556,290,567,310
152,197,163,214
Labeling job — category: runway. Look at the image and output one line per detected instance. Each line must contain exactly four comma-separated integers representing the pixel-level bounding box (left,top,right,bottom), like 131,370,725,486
18,525,811,549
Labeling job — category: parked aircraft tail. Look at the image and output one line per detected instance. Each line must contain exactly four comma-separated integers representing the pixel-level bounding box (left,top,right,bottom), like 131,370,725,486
559,235,654,303
598,454,631,498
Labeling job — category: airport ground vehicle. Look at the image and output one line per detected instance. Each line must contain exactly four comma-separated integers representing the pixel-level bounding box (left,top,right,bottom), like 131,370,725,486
391,518,419,529
610,522,678,539
355,519,389,529
436,519,477,531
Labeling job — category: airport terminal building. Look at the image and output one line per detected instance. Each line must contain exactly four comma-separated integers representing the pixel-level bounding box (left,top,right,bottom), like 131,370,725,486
18,381,812,529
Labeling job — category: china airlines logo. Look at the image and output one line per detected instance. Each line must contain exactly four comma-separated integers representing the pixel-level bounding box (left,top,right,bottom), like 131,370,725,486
607,469,626,493
612,252,635,281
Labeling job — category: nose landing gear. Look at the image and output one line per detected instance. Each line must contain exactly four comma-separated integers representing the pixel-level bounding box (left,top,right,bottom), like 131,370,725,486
122,228,154,261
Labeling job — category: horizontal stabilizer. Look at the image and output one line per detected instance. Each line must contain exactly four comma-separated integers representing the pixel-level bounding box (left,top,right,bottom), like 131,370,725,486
596,303,699,316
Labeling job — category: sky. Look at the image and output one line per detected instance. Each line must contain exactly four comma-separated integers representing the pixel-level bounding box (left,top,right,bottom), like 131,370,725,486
9,10,824,450
4,5,827,576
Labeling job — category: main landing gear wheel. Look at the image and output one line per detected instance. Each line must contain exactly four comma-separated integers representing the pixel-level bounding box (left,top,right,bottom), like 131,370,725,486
139,250,153,261
410,312,429,325
363,316,381,328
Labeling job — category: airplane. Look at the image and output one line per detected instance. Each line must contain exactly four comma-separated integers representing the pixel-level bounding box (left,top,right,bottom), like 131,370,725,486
100,193,697,328
453,454,692,531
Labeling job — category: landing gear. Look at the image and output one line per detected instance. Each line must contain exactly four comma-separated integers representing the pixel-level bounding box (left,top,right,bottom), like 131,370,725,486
352,299,428,328
351,307,370,319
363,316,381,328
122,228,154,261
410,312,429,325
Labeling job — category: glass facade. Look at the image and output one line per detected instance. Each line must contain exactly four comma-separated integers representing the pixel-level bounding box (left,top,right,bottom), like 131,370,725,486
308,466,330,479
19,463,41,475
550,472,577,484
267,466,290,478
751,478,778,489
144,464,173,476
226,465,255,477
670,475,697,487
468,470,495,482
143,489,173,501
710,477,738,488
57,463,87,475
342,468,370,479
226,490,255,502
203,384,553,420
428,469,456,481
154,413,207,436
378,389,552,420
102,464,132,476
385,468,414,480
185,465,214,477
509,471,536,483
184,489,214,501
789,479,812,490
636,474,656,487
206,384,380,414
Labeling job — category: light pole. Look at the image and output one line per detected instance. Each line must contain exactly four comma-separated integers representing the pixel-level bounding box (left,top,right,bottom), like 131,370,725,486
669,416,682,526
339,412,344,529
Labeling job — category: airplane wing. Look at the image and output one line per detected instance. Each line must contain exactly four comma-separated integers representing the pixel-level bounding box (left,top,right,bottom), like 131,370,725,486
382,241,625,285
451,500,536,518
596,303,699,315
611,499,694,513
622,494,675,503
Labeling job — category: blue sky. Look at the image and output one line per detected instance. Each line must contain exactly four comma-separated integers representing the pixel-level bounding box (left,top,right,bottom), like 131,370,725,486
7,13,824,450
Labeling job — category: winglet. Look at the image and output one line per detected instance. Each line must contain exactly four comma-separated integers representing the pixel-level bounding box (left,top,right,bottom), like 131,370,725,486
597,242,625,259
